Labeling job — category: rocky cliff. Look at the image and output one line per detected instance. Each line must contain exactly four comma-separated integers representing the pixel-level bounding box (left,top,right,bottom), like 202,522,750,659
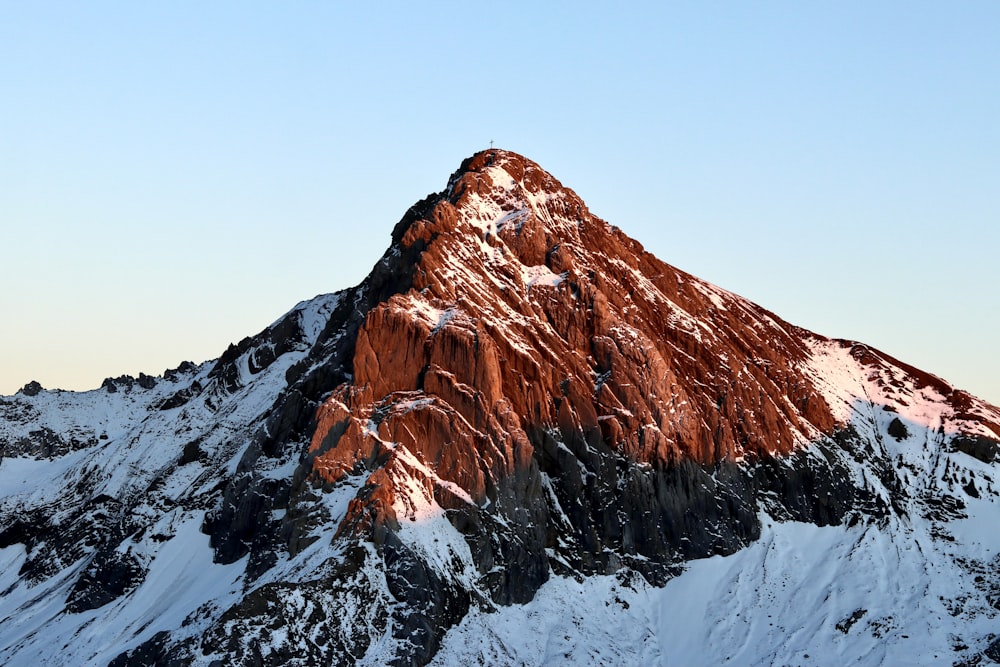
2,150,999,666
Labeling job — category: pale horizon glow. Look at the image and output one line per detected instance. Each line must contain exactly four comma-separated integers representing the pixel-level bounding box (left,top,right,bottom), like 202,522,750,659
1,3,997,405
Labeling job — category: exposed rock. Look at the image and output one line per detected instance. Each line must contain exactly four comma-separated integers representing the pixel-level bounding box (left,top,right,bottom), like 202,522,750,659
888,417,910,440
5,426,80,458
986,635,1000,662
101,373,159,392
102,375,136,392
164,360,197,382
20,380,43,396
2,149,1000,667
307,152,847,564
179,439,204,465
107,632,181,667
954,435,999,463
836,608,868,633
65,548,147,612
157,381,203,411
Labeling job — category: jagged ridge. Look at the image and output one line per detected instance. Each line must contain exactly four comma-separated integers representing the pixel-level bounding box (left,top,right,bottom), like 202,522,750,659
1,150,999,667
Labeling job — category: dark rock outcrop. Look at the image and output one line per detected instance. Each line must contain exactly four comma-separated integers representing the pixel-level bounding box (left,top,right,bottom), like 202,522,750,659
66,548,147,612
20,380,43,396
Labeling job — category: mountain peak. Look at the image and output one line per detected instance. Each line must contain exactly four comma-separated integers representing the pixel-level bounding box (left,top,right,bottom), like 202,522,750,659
448,148,565,197
310,150,844,512
390,148,589,256
4,150,1000,666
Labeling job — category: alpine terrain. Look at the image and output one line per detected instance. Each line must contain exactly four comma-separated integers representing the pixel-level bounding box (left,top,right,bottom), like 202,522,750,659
2,149,999,667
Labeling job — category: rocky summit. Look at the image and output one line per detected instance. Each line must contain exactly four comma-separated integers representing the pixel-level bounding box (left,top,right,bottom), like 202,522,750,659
2,150,1000,666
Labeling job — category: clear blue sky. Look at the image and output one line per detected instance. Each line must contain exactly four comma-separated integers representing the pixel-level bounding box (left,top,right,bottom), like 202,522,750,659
2,2,998,404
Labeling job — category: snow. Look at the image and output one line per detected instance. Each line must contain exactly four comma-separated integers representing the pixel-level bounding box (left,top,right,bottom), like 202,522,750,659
482,165,518,192
520,264,566,289
4,155,1000,665
393,442,477,512
0,291,348,665
406,294,449,329
0,448,91,499
275,292,342,340
393,472,479,587
804,338,962,437
433,508,1000,667
693,281,731,311
0,515,244,666
496,208,529,232
426,325,1000,666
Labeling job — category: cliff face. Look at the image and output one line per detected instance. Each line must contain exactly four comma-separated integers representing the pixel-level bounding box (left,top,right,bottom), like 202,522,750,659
314,150,833,476
297,151,859,603
2,150,1000,667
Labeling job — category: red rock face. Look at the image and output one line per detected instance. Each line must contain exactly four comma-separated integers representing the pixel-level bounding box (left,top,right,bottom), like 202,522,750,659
305,150,853,532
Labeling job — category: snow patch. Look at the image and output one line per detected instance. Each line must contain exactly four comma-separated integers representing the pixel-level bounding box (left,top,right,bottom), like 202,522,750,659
520,264,566,289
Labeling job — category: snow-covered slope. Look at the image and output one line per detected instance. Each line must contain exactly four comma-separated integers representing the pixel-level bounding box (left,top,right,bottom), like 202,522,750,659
0,293,342,665
2,149,999,667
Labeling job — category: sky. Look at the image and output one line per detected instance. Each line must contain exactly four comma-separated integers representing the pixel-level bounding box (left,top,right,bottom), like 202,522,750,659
1,2,997,404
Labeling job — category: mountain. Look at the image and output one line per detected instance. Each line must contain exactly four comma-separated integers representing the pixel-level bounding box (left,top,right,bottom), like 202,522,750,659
2,149,1000,666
